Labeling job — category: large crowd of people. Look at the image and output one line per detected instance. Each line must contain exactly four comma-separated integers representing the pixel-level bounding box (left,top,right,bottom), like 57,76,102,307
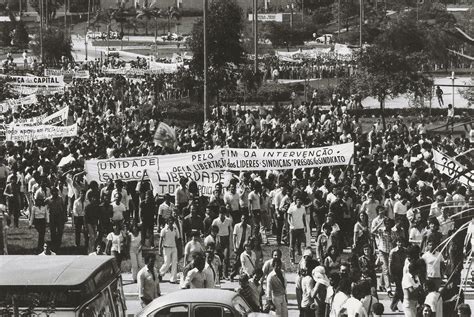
0,59,473,317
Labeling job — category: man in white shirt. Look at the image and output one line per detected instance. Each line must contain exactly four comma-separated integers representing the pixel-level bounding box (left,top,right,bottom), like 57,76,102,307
429,194,444,218
203,246,221,288
341,283,368,317
159,217,179,283
138,254,161,307
287,196,306,264
330,279,351,317
230,215,251,281
224,183,240,220
182,255,210,289
158,194,175,228
111,193,126,224
212,209,232,278
111,180,129,219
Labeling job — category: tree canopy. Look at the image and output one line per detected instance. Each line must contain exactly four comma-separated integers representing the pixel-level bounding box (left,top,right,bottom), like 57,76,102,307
188,0,244,99
29,0,64,22
343,45,433,128
30,27,72,64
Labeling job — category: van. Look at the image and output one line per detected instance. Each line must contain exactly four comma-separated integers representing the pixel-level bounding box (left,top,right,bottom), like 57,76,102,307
0,256,127,316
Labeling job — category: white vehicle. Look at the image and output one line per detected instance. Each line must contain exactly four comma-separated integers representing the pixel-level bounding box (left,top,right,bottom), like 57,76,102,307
86,31,103,40
315,33,333,44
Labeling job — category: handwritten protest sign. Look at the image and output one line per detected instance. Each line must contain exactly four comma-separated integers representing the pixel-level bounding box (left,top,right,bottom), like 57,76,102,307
6,123,77,142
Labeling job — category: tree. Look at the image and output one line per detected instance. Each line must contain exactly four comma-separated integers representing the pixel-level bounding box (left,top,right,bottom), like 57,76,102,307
0,21,13,46
12,21,29,48
0,77,13,102
30,27,72,64
188,0,244,100
373,4,460,66
136,6,180,38
340,0,358,32
69,0,88,12
29,0,64,23
345,46,432,129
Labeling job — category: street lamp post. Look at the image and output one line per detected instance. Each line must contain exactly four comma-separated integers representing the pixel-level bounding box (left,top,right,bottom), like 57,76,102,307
203,0,208,122
253,0,258,74
39,0,44,63
451,71,456,108
287,3,294,29
359,0,363,48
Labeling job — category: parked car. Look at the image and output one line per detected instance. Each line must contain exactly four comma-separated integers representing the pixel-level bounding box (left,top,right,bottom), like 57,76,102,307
86,31,103,40
315,33,333,44
136,289,269,317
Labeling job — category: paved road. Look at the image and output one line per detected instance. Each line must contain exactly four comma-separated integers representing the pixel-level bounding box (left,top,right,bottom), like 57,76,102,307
123,269,474,316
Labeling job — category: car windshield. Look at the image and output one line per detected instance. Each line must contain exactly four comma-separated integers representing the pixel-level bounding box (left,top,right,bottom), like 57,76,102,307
232,295,252,316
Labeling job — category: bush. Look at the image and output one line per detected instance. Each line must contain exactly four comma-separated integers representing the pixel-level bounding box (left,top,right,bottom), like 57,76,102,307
179,8,203,17
140,100,204,125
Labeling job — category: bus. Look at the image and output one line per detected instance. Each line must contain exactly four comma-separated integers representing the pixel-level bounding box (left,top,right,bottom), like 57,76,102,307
0,255,127,316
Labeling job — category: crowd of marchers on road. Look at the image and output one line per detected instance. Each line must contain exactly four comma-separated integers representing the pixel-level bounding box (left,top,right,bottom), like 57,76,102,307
0,57,472,317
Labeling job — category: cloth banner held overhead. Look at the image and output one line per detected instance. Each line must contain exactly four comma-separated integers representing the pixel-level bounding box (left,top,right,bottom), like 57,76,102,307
147,169,233,197
12,106,68,126
154,122,176,149
9,76,65,87
85,142,354,183
6,123,78,142
432,149,474,188
44,69,90,79
10,86,65,96
0,94,37,113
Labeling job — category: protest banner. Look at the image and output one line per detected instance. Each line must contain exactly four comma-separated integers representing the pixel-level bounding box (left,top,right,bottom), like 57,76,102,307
432,149,474,188
85,143,354,183
10,86,65,96
44,69,90,79
9,76,65,87
0,94,37,113
5,123,77,142
11,106,68,126
147,169,231,197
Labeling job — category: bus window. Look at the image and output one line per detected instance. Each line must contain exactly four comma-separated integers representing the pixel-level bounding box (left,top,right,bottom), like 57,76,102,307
80,288,114,317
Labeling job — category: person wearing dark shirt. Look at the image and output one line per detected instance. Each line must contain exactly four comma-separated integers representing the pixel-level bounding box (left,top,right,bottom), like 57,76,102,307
85,195,100,253
140,190,156,246
46,187,66,250
202,206,214,237
389,237,406,312
183,205,203,242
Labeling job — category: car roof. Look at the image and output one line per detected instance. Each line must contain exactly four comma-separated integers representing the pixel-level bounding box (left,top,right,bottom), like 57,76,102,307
140,289,238,314
0,255,116,286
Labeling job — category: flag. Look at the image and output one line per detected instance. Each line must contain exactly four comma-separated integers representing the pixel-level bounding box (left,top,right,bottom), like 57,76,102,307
154,122,176,149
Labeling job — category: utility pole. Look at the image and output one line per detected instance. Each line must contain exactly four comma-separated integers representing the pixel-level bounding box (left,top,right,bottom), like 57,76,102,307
288,3,294,29
301,0,304,22
40,0,44,63
203,0,208,122
45,0,48,29
64,0,67,36
337,0,340,42
359,0,363,47
88,0,91,29
253,0,258,74
451,71,456,108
